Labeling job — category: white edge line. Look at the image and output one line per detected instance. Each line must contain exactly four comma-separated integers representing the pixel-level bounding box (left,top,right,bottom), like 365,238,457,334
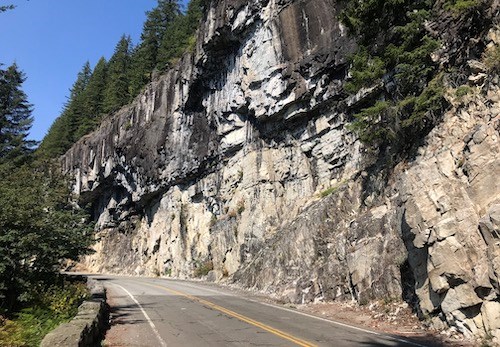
150,278,428,347
113,283,168,347
255,301,429,347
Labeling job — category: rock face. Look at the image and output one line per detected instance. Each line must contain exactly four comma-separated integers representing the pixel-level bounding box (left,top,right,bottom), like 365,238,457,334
62,0,500,340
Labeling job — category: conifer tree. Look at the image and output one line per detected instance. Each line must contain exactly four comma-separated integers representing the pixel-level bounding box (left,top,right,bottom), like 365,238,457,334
37,115,72,157
66,62,92,141
67,61,92,108
129,0,180,95
76,57,108,138
103,35,132,113
0,64,36,163
0,62,94,312
141,0,180,69
157,0,206,70
38,62,92,157
128,44,151,97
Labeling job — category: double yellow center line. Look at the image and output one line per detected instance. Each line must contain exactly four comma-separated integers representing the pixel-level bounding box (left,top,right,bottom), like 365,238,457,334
142,282,318,347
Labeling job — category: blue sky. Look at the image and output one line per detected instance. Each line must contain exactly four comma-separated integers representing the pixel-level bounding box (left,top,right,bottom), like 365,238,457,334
0,0,188,142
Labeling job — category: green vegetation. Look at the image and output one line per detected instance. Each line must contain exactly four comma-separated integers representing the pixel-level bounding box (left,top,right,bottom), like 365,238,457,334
455,85,473,98
319,181,347,198
0,64,37,161
193,260,213,277
320,186,339,198
209,214,217,227
0,280,88,347
39,0,208,158
444,0,480,14
236,199,245,215
0,159,94,312
344,49,385,94
342,0,452,150
0,56,94,345
483,44,500,73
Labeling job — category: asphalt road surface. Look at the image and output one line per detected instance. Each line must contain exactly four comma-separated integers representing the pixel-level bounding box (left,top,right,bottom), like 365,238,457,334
93,275,433,347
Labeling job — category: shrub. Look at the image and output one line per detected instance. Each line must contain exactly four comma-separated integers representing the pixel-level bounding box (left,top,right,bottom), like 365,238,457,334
483,44,500,73
0,281,88,347
455,85,473,98
236,199,245,215
193,260,213,277
444,0,480,14
341,0,445,149
345,49,386,94
320,187,337,198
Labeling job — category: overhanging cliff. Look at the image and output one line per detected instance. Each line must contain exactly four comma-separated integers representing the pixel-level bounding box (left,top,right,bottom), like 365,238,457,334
62,0,500,340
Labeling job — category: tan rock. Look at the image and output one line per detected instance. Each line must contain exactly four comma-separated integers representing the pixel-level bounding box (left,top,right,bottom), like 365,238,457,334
481,301,500,333
441,284,482,314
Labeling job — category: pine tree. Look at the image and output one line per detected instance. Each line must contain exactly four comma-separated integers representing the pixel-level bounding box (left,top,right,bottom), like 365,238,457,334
37,114,72,158
129,0,181,95
77,57,108,138
66,61,92,109
128,44,151,97
185,0,208,33
68,62,92,139
142,0,180,69
157,15,189,70
0,63,36,163
103,35,132,114
157,0,206,70
38,62,92,157
0,63,94,312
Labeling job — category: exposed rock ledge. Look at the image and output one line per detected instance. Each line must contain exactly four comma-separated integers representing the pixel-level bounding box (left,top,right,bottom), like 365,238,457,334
61,0,500,341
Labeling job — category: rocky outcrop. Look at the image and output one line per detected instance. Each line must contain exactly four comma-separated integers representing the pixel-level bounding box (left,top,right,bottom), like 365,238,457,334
396,86,500,339
61,0,500,341
63,0,360,279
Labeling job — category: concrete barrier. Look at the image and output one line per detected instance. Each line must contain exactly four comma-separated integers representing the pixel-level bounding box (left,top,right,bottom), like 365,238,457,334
41,278,108,347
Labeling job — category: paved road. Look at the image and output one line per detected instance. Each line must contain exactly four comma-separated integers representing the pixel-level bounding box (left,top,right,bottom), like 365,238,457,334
93,275,433,347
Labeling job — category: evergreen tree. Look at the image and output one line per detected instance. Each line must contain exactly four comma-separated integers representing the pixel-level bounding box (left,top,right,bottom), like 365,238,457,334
77,57,108,138
66,61,92,109
0,159,94,312
141,0,180,69
103,35,132,113
66,62,92,142
38,62,92,157
0,63,36,163
156,16,189,70
129,0,180,95
0,62,94,313
128,44,152,97
37,114,72,158
184,0,208,33
157,0,206,70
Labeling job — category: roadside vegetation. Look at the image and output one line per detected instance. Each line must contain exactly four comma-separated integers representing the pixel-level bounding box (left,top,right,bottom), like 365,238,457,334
0,6,95,344
193,260,214,277
0,280,88,347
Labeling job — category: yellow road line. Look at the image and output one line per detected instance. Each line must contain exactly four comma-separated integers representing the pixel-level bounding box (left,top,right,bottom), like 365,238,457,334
142,282,318,347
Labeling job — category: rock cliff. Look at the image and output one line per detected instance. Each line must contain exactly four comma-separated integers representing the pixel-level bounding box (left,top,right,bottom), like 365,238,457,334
62,0,500,341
